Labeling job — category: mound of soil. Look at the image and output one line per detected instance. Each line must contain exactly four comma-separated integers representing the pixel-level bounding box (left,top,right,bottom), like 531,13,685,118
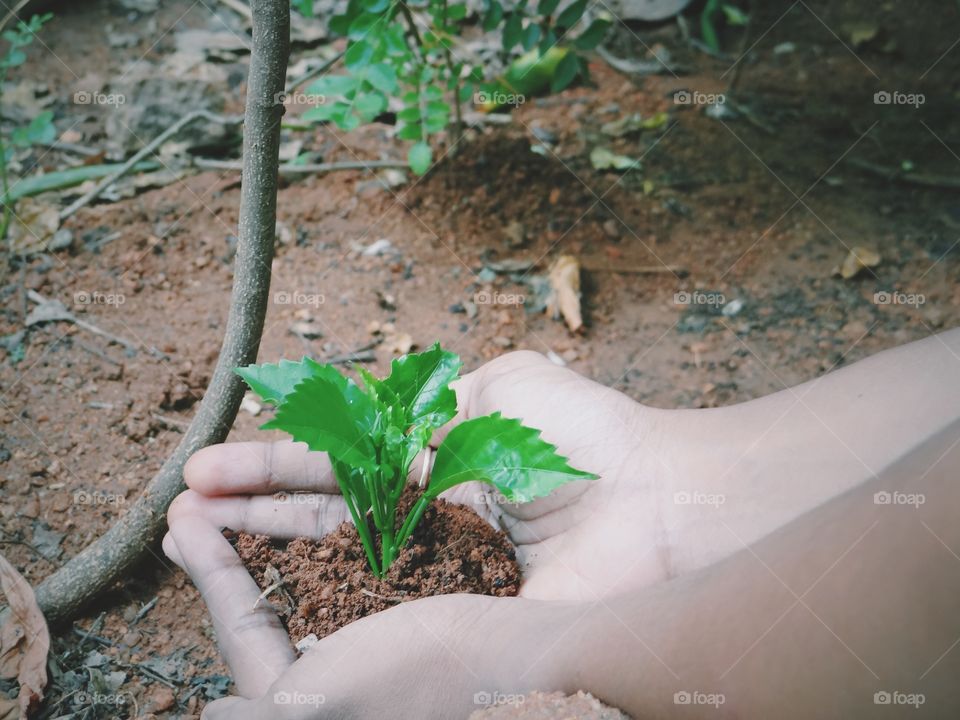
236,495,521,643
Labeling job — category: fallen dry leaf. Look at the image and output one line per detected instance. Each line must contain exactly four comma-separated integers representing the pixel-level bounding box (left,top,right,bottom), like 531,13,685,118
7,199,60,256
0,553,50,719
547,255,584,333
834,246,881,279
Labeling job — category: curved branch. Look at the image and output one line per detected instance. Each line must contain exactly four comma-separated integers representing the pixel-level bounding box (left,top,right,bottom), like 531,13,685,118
35,0,290,625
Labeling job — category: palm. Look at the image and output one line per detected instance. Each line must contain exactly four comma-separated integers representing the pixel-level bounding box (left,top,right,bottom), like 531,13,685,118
439,352,664,600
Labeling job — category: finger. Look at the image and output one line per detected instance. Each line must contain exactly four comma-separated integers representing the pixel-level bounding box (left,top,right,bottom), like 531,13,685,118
162,531,185,569
168,502,295,697
169,489,350,539
185,440,338,496
201,696,254,719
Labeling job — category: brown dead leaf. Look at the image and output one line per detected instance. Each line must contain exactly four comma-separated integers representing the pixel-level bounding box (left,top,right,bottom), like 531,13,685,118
0,553,50,719
547,254,584,333
7,199,60,256
834,246,881,279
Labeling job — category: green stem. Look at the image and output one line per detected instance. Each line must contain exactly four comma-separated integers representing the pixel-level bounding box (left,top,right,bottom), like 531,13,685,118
395,494,431,551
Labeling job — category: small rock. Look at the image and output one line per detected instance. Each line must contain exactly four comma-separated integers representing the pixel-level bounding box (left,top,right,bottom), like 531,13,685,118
491,336,513,348
464,301,478,319
385,332,413,355
295,633,319,653
240,394,262,417
145,686,175,713
504,221,526,248
602,219,621,239
361,238,394,256
722,298,745,317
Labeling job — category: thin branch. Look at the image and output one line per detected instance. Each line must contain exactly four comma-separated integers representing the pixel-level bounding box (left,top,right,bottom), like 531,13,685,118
59,111,241,221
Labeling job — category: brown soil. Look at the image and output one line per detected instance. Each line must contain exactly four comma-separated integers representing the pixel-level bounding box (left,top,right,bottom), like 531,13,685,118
235,494,520,643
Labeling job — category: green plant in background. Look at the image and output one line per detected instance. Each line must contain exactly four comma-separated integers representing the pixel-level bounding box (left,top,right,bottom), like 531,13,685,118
0,13,55,241
302,0,611,174
238,343,597,577
700,0,748,53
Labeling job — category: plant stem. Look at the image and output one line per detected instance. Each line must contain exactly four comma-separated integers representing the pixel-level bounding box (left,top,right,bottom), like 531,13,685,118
395,494,431,551
440,0,463,149
34,0,290,624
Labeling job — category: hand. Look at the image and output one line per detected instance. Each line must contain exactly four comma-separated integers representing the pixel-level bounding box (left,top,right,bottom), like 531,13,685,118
162,352,666,708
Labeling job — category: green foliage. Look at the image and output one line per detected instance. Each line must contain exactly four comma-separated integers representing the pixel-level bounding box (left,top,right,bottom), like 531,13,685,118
301,0,609,175
1,13,54,241
700,0,749,52
238,343,596,576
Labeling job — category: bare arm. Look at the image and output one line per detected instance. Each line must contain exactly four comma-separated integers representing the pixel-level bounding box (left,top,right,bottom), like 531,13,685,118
564,418,960,717
660,328,960,573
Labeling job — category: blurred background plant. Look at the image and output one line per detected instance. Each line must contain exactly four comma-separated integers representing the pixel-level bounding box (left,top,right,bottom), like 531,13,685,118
0,12,54,242
300,0,611,174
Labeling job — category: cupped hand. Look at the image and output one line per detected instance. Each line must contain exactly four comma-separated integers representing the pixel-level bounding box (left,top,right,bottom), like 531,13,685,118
163,351,669,712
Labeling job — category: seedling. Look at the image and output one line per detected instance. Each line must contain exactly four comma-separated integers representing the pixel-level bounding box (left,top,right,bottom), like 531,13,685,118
238,343,596,577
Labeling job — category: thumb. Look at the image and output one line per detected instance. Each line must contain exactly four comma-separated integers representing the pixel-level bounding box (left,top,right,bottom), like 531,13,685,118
201,696,254,719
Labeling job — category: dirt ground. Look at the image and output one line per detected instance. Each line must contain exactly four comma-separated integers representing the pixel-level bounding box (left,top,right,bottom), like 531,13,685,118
1,0,959,717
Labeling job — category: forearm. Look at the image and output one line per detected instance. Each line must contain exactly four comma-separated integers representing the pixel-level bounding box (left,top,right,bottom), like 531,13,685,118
662,328,960,570
562,420,960,717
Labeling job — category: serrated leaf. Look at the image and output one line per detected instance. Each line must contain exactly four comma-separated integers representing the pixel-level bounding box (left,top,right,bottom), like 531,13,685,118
262,375,377,470
381,342,462,429
235,357,340,405
428,412,597,502
408,141,432,175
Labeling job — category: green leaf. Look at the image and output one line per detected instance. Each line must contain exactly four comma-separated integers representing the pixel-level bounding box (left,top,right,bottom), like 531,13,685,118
521,22,541,50
428,412,597,502
308,74,358,97
365,62,397,93
235,357,341,405
538,0,560,14
293,0,314,16
556,0,586,28
408,141,432,175
448,3,468,19
262,376,378,471
363,0,389,11
345,39,375,69
397,122,423,140
482,0,503,31
380,342,462,430
354,90,387,120
348,12,379,40
575,18,610,50
503,13,523,50
550,49,580,92
397,106,421,122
